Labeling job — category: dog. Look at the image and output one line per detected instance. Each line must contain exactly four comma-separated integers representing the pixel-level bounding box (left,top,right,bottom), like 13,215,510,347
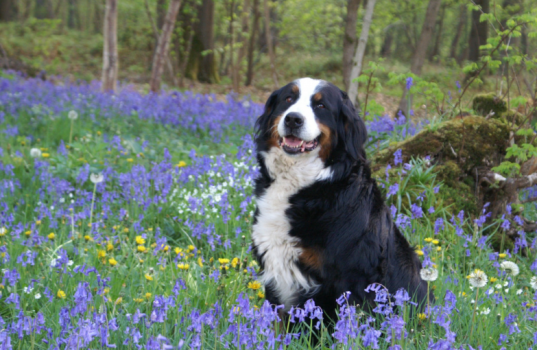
251,78,430,323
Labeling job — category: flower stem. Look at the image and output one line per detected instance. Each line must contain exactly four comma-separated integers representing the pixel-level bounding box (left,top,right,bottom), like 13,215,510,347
89,182,97,230
69,119,74,144
469,287,480,341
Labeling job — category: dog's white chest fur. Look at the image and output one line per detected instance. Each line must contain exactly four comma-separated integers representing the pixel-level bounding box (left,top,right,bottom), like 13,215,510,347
252,147,331,309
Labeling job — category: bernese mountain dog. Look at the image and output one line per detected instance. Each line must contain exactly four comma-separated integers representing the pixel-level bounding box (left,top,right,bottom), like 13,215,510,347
252,78,430,323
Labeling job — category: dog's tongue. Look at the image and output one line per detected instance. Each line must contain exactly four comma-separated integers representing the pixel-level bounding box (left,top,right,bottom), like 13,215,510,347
284,136,302,147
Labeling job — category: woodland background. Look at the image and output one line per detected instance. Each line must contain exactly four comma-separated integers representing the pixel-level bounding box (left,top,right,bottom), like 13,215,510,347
0,0,533,113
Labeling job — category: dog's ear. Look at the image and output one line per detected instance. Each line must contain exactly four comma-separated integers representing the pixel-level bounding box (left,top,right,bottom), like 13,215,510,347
255,88,281,139
338,90,367,162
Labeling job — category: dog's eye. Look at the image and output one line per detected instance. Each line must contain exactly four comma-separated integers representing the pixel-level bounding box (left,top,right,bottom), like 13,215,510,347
315,103,325,109
285,97,293,103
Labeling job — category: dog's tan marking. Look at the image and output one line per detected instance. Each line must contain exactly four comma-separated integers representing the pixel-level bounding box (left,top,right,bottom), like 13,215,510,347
268,115,283,148
313,92,322,101
292,84,299,94
299,247,323,270
317,122,332,161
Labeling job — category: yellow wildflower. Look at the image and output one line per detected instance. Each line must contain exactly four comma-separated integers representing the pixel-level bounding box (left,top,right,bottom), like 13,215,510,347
177,161,187,167
177,263,190,270
432,239,439,245
144,274,153,281
25,231,32,236
48,232,55,240
98,250,106,259
127,158,134,162
490,277,498,283
42,153,50,158
57,290,66,299
134,298,144,303
175,247,182,255
424,237,433,243
218,258,230,264
188,245,195,252
115,297,123,305
35,220,41,225
198,257,203,267
106,242,114,251
415,250,424,256
248,281,262,290
436,247,442,252
109,258,118,266
257,291,265,298
123,228,129,233
499,253,507,258
135,236,146,245
164,245,169,252
231,257,240,268
418,313,426,321
145,292,152,299
84,235,93,242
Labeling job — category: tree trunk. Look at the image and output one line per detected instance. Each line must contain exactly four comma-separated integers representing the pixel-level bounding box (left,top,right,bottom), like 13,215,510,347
101,0,118,93
428,3,445,62
342,0,361,91
150,0,182,92
34,0,53,19
263,0,278,88
398,0,442,115
185,0,219,83
245,0,260,86
157,0,166,29
67,0,77,28
0,0,15,21
380,24,395,58
347,0,376,104
468,0,489,62
450,4,466,60
235,0,250,89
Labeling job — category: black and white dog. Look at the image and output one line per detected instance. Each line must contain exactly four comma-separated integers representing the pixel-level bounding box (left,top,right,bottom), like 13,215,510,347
252,78,429,322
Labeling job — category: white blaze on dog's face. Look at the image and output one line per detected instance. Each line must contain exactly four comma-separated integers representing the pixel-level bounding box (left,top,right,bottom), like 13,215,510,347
276,78,325,155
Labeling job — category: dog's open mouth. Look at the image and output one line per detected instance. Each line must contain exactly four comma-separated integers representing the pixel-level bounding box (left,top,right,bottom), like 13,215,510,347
279,135,319,154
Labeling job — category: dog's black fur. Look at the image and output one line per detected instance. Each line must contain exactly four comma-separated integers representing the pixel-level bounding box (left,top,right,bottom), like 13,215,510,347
252,79,430,322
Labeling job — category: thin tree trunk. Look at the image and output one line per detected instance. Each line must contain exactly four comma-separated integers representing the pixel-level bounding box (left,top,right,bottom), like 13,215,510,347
429,3,445,62
347,0,376,105
156,0,166,29
150,0,182,92
229,0,238,90
179,26,194,87
343,0,361,91
380,23,396,58
263,0,278,88
468,0,489,62
101,0,118,92
398,0,442,114
144,0,178,88
245,0,260,86
0,0,13,21
185,0,219,83
450,4,466,60
235,0,250,88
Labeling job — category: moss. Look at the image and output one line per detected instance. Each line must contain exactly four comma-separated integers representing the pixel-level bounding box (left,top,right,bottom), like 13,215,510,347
503,110,526,126
373,116,511,172
472,93,507,117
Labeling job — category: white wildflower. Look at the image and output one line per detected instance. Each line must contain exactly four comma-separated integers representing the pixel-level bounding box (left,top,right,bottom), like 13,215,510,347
90,173,104,184
420,267,438,282
500,261,519,277
530,276,537,290
480,308,490,315
468,269,488,288
516,289,523,295
30,148,42,158
34,293,41,300
68,110,78,120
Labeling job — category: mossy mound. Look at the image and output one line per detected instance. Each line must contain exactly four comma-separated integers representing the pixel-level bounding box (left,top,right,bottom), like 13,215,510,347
373,115,510,172
472,93,507,117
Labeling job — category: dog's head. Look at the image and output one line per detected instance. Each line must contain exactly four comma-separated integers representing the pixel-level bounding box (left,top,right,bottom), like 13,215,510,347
255,78,367,165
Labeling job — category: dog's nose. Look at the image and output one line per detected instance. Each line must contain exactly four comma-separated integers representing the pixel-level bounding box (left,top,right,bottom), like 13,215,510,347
284,113,304,129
